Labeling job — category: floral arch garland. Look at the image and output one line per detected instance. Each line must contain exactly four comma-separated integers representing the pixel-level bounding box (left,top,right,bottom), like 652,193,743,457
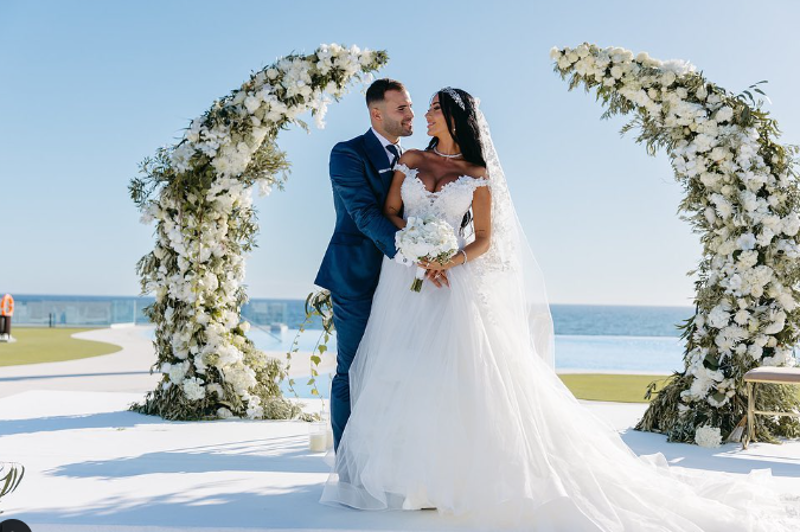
552,43,800,445
129,44,386,421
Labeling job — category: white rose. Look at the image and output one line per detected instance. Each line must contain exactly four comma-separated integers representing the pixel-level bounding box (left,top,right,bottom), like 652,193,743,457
736,233,757,251
763,311,787,335
693,134,714,153
748,344,763,360
244,95,261,114
709,146,728,162
756,228,775,247
661,71,677,86
782,213,800,236
715,106,734,123
737,250,758,269
733,309,750,325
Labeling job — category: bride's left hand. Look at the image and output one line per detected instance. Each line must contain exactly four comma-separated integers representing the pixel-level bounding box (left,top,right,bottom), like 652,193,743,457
419,258,454,271
426,268,449,288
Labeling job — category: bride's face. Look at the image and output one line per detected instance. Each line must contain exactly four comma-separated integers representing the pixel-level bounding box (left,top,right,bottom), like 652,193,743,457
425,95,451,140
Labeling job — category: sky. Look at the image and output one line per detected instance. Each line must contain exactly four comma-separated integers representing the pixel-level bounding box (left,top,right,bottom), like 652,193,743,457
2,0,800,306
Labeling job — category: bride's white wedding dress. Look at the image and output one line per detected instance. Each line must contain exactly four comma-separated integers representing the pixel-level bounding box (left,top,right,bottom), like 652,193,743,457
319,160,800,531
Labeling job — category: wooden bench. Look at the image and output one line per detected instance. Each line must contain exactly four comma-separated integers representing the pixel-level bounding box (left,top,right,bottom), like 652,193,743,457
742,366,800,449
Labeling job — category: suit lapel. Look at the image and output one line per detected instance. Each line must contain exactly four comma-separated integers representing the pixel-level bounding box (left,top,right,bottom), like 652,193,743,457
363,129,391,172
363,129,395,193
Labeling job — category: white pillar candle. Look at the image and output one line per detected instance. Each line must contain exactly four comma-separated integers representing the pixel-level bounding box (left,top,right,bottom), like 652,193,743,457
326,426,334,449
309,432,327,452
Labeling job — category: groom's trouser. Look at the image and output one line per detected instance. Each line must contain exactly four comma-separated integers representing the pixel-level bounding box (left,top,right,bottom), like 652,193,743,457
330,292,373,452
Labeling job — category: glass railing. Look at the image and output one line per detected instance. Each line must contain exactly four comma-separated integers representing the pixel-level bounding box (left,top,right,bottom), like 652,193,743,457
9,295,323,329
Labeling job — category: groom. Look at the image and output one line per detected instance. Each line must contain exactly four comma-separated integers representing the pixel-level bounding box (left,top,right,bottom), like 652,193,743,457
315,79,420,452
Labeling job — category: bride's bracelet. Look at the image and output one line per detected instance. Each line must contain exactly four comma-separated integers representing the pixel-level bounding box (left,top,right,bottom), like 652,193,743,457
459,249,468,265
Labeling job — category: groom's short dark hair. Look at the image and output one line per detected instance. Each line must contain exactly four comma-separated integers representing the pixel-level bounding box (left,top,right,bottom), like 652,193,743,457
366,78,406,107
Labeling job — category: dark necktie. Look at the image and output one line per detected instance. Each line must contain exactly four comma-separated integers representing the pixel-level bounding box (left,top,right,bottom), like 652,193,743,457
386,144,401,168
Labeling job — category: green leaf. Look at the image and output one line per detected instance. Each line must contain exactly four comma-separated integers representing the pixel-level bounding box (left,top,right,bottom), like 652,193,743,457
703,354,719,370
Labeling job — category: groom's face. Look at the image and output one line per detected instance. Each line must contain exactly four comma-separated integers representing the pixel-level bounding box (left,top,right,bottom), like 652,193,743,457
378,89,414,138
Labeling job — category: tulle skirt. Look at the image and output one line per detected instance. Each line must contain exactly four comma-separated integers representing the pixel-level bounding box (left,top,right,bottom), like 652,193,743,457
320,256,800,531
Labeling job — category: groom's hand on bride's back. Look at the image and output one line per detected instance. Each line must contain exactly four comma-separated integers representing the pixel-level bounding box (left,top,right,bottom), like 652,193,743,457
426,269,449,288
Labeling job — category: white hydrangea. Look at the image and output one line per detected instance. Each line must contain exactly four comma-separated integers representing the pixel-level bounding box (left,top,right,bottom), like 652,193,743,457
182,376,206,401
246,396,264,419
707,303,731,329
695,425,722,448
166,360,190,383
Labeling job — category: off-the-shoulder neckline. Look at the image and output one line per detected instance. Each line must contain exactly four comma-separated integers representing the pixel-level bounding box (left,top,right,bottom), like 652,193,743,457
395,163,488,195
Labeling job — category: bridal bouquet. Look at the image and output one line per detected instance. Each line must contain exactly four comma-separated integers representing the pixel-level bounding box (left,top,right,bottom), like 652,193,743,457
395,216,459,292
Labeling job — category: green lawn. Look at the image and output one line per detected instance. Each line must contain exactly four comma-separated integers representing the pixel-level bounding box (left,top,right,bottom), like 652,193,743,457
558,373,676,403
0,328,122,366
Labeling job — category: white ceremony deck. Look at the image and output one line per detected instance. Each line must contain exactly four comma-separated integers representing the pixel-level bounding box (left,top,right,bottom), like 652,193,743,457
2,326,800,532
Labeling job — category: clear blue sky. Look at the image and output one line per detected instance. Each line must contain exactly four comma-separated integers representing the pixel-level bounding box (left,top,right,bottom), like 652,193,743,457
2,0,799,306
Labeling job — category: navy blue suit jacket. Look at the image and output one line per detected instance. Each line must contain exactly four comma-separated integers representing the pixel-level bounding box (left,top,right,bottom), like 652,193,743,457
315,129,399,300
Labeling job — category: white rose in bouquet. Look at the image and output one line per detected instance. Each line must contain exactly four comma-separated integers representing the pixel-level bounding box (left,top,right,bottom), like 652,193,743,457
395,216,459,292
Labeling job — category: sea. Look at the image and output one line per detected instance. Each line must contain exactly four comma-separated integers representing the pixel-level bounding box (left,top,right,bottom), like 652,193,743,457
10,294,692,379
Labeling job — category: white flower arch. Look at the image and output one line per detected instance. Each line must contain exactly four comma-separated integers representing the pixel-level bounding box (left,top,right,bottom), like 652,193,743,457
129,44,386,421
553,43,800,444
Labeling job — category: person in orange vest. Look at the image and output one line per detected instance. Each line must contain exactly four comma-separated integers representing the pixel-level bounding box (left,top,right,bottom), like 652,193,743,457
0,294,14,341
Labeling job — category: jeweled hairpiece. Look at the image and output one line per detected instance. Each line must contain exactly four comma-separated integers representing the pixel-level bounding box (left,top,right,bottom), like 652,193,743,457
441,87,466,111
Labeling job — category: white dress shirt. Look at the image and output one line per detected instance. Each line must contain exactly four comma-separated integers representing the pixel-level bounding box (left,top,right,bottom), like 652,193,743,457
370,128,412,266
370,127,403,166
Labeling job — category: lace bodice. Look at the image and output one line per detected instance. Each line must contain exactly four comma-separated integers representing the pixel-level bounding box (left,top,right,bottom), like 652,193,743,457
395,163,489,231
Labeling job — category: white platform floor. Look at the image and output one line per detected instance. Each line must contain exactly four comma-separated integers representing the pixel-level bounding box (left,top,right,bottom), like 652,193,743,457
2,327,800,531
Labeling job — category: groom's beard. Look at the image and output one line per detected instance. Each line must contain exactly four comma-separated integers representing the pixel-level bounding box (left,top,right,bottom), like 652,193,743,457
384,117,413,138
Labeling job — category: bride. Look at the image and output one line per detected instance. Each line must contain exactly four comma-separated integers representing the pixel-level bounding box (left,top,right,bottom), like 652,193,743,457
320,87,799,531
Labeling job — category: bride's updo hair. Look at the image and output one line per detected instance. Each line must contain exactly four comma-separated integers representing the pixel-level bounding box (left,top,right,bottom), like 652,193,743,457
426,87,486,168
